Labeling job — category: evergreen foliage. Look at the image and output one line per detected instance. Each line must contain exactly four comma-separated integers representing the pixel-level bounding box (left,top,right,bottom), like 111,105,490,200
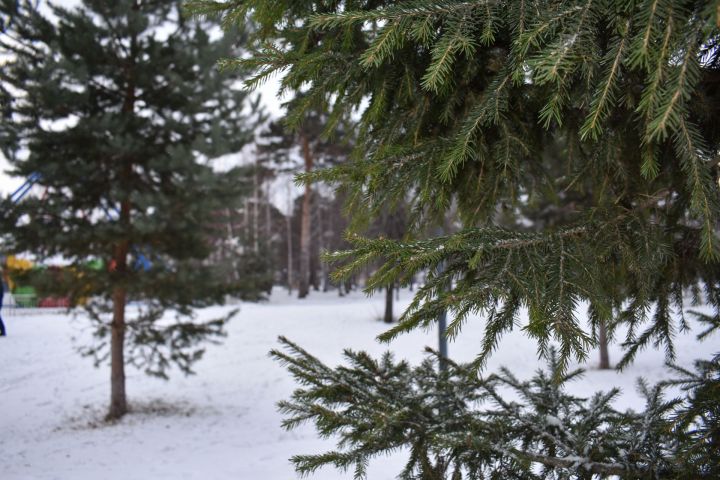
272,337,720,479
0,0,262,416
189,0,720,477
191,0,720,370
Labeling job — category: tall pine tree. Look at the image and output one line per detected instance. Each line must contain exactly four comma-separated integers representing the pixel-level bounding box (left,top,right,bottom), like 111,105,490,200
0,0,261,419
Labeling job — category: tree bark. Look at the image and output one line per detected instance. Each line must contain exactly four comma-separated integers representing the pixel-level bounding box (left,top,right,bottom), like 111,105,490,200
286,210,293,294
108,206,130,420
298,133,313,299
252,160,259,253
318,204,329,292
310,252,320,291
598,320,610,369
384,283,394,323
244,198,250,246
265,182,271,241
109,281,128,419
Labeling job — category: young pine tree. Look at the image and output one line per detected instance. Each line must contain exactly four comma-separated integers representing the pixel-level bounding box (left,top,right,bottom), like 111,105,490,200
0,0,262,419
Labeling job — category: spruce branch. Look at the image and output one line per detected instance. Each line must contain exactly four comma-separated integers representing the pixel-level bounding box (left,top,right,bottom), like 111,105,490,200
309,1,493,29
273,340,716,479
580,18,631,141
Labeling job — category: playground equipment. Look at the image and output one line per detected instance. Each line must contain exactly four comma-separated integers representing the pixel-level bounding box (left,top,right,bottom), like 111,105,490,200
9,172,41,204
2,178,41,312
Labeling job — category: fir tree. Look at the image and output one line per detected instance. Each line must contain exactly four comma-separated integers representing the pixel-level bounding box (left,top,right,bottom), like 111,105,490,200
189,0,720,476
192,0,720,371
0,0,262,419
271,337,720,479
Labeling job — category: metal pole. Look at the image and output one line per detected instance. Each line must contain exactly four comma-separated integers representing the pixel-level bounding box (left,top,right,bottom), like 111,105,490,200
438,306,448,372
437,261,448,373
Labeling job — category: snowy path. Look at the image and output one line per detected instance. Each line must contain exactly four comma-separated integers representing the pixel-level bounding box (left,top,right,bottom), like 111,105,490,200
1,288,716,479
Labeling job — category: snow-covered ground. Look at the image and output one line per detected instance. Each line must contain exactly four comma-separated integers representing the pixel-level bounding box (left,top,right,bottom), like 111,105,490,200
1,288,717,480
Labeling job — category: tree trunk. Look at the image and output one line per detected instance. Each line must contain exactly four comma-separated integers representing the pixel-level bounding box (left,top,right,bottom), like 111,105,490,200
310,253,320,291
244,198,250,247
265,182,271,241
598,321,610,369
318,204,329,292
108,11,137,419
384,283,394,323
108,208,130,420
109,280,128,420
225,207,240,283
252,160,259,253
323,268,331,293
298,133,313,299
286,211,293,295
